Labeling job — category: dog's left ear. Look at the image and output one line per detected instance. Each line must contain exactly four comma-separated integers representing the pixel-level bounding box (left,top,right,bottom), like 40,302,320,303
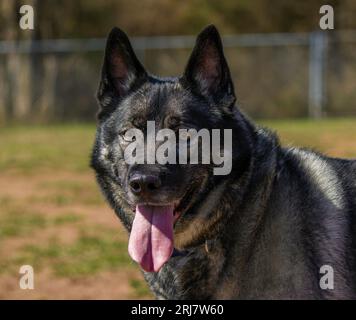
182,25,235,104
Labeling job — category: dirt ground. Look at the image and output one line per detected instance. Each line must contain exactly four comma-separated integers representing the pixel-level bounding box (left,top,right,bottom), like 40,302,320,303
0,171,153,299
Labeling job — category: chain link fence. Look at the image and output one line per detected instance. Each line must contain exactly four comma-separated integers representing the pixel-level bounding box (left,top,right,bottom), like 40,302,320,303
0,31,356,123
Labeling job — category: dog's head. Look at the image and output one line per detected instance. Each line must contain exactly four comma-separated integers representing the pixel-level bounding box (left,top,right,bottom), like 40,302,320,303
91,25,252,272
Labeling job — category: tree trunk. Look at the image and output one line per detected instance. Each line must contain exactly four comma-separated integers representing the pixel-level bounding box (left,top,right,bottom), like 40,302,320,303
0,0,37,123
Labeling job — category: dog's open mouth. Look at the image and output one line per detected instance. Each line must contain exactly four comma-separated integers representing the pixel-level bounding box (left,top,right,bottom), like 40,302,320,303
127,186,195,273
128,204,180,273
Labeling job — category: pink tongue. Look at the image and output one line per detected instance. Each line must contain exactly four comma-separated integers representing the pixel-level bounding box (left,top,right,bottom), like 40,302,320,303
128,205,174,272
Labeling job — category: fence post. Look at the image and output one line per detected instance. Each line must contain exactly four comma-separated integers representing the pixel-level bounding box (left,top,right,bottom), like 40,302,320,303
308,31,327,119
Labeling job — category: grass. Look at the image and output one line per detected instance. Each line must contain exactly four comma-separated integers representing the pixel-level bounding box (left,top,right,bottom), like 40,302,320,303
129,279,152,298
28,192,104,207
52,232,130,277
53,213,82,225
0,208,82,239
0,119,355,298
0,210,47,238
21,231,130,277
0,124,95,174
0,229,131,277
260,118,356,158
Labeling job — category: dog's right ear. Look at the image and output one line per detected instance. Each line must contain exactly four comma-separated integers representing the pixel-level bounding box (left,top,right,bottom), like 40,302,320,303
97,27,147,103
182,25,235,105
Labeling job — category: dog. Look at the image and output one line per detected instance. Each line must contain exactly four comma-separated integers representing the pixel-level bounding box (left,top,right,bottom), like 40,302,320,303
91,25,356,299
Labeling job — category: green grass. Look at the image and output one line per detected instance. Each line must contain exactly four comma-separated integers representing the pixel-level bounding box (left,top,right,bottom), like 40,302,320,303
0,205,83,239
35,180,105,206
130,279,151,298
0,230,131,278
0,209,47,238
259,118,356,158
52,232,130,277
27,192,104,207
0,124,95,173
53,213,82,225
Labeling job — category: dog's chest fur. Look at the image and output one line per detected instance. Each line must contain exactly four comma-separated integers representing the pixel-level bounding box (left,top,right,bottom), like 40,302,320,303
143,239,230,299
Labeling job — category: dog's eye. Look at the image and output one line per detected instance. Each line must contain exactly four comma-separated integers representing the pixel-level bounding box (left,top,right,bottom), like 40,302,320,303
122,134,135,143
119,131,135,143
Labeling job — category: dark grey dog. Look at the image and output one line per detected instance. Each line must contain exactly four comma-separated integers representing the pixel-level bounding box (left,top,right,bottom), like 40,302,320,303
91,25,356,299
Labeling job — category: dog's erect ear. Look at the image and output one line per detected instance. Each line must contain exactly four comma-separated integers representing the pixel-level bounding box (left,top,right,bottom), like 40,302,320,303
183,25,235,104
97,27,147,101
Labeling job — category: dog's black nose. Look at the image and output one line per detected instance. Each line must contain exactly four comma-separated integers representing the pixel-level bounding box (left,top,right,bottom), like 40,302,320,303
129,174,161,195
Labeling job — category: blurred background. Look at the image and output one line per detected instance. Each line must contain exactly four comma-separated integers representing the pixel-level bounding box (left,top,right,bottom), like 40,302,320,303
0,0,356,299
